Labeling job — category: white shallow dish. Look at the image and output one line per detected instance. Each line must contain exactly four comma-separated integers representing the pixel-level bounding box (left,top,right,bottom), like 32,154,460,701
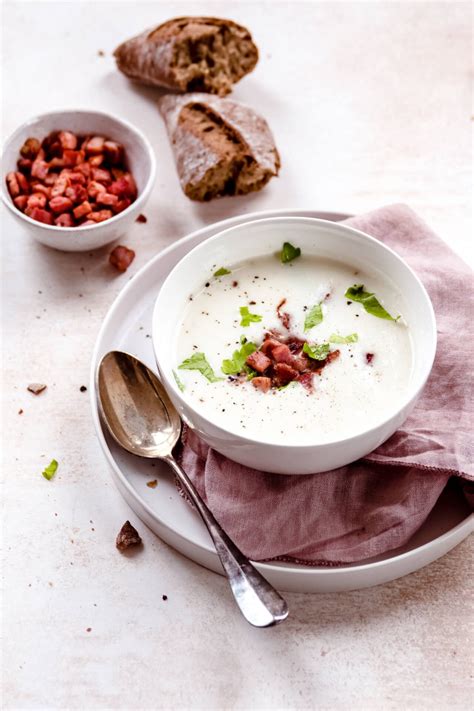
1,108,156,251
152,216,436,474
90,209,473,593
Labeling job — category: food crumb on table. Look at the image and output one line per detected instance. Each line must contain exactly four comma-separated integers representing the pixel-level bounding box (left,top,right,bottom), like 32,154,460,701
27,383,47,395
116,520,142,551
146,479,158,488
109,245,135,272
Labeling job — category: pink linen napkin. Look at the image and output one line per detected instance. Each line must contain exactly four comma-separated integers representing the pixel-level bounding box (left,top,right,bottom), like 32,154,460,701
178,205,473,564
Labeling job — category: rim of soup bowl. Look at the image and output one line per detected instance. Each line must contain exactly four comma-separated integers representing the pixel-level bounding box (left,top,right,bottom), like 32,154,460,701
152,216,437,450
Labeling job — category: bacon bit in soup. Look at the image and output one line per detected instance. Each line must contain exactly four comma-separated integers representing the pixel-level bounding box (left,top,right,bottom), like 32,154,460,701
276,298,291,330
6,131,137,227
109,245,135,272
245,331,340,392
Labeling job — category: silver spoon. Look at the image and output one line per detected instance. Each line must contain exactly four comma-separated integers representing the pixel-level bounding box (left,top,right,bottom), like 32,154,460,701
96,350,288,628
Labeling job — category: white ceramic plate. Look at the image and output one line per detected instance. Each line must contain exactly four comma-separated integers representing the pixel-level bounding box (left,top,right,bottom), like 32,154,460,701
90,209,473,593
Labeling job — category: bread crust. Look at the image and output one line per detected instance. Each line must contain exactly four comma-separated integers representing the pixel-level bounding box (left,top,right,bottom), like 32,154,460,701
114,17,259,96
158,93,280,201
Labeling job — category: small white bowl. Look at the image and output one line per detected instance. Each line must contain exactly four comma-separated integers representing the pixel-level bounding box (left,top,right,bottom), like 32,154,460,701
1,109,156,252
152,217,437,475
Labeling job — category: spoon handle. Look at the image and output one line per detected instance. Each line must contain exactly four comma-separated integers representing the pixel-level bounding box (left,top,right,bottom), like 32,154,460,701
164,454,288,628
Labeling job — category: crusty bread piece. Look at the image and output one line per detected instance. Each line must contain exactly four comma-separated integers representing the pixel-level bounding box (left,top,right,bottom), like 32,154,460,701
114,17,258,96
158,93,280,201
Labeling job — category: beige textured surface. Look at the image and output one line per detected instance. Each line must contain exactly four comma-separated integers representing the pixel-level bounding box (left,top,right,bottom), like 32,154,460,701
2,1,472,709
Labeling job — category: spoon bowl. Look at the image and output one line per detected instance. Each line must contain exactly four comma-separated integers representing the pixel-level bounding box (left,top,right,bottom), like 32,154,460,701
97,350,180,458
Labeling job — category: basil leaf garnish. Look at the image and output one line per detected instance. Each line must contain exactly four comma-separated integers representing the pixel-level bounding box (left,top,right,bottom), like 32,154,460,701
304,302,323,331
222,340,258,375
173,370,185,392
303,342,331,360
240,306,262,327
329,332,358,344
280,242,301,263
42,459,58,481
214,267,231,277
178,352,222,382
345,284,399,321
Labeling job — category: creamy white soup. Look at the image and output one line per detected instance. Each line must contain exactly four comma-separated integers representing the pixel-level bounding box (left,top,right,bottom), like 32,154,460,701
174,249,413,445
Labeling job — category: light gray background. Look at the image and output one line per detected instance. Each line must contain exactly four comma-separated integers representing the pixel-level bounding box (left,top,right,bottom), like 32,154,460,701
2,2,472,709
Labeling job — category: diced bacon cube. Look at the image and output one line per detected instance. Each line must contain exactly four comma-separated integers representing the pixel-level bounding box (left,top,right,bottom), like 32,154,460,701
30,183,51,198
246,350,272,373
6,172,20,197
49,196,73,214
274,363,299,385
63,150,80,167
51,176,69,198
109,245,135,272
260,338,281,356
85,136,105,155
69,171,86,185
58,131,77,150
43,174,57,186
291,356,308,373
88,209,113,223
27,193,47,210
89,154,104,167
20,138,41,160
104,140,124,165
17,158,32,174
15,172,30,193
31,159,49,180
48,156,65,170
113,198,131,214
65,185,87,204
111,167,125,180
272,344,293,364
13,195,28,211
252,377,271,393
297,372,314,392
327,350,341,364
87,180,106,199
55,213,75,227
26,207,53,225
109,173,137,199
76,162,91,178
97,192,118,207
91,167,111,184
73,201,92,219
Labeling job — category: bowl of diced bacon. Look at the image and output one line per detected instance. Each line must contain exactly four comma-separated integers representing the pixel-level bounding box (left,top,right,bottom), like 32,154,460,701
1,109,156,251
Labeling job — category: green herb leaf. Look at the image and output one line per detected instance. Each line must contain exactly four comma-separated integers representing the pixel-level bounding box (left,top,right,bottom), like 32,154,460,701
42,459,58,481
214,267,231,277
304,302,323,331
240,306,263,327
173,370,185,392
345,284,399,321
329,332,359,344
280,242,301,263
303,342,331,360
178,353,222,382
222,340,257,375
